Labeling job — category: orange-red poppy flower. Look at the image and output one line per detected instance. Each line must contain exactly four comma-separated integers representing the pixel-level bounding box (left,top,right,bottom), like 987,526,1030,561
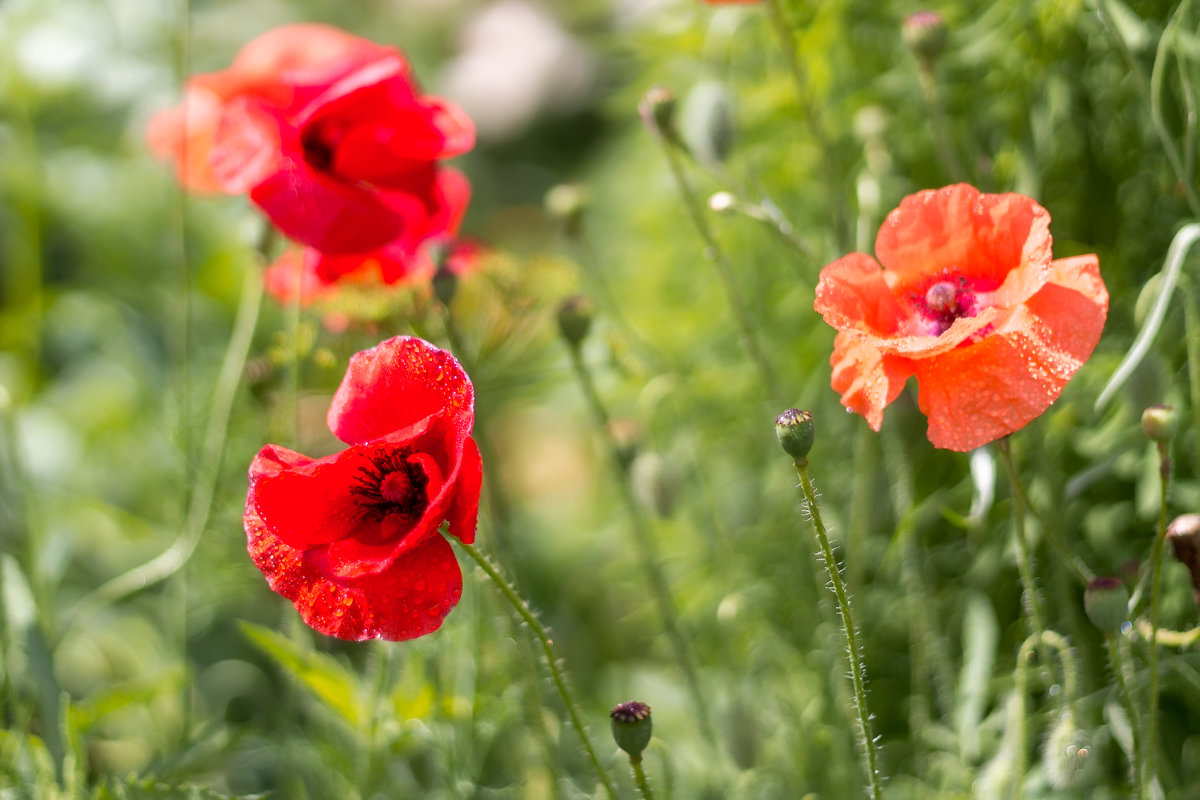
814,184,1108,451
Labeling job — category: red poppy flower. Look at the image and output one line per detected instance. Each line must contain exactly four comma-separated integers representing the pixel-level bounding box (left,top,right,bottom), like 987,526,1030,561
262,168,479,305
243,336,483,640
148,23,474,254
814,183,1108,452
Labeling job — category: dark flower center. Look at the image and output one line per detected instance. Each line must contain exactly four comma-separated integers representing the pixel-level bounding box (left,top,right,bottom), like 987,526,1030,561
911,273,978,335
300,120,344,174
351,447,429,522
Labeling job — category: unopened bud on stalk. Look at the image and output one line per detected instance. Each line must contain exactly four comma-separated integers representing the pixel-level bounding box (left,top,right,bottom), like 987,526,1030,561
639,86,677,140
902,10,947,63
1142,404,1179,443
610,701,653,758
1083,577,1129,634
1167,513,1200,612
681,80,735,166
556,295,594,347
775,409,815,462
1042,711,1095,790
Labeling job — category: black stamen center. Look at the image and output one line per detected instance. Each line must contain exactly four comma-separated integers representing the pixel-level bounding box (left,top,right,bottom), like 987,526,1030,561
351,447,429,522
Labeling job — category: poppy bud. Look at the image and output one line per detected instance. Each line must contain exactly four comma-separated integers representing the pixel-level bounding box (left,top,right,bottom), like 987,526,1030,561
680,80,735,166
639,86,677,140
1167,513,1200,611
610,701,653,758
1083,577,1129,634
631,452,678,518
775,408,815,462
557,294,594,346
902,11,947,63
1141,404,1179,443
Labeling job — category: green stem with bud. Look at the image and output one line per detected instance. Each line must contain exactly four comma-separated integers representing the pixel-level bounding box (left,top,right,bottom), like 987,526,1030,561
791,457,884,799
565,341,717,748
451,536,620,800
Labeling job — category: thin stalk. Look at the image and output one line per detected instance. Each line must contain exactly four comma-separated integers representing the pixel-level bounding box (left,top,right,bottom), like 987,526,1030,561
1145,439,1171,794
566,343,717,748
998,439,1047,638
792,458,883,798
451,537,620,800
655,139,782,405
916,59,966,182
762,0,849,251
1108,633,1145,799
1011,630,1078,800
629,755,656,800
1182,283,1200,482
61,247,266,636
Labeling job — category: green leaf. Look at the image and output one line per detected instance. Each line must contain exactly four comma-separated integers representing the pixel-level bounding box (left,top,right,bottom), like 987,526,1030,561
956,592,999,761
237,621,363,728
93,776,266,800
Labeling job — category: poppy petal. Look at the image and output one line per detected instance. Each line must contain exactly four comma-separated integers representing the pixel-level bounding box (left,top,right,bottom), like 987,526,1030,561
829,331,914,430
246,498,463,641
446,436,482,545
913,265,1107,451
814,252,909,335
875,184,1053,295
327,336,474,445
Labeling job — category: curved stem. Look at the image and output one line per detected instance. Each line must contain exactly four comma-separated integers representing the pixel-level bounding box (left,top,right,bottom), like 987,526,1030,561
61,249,266,637
566,343,717,748
1011,630,1077,800
451,538,620,800
655,139,782,405
793,459,884,799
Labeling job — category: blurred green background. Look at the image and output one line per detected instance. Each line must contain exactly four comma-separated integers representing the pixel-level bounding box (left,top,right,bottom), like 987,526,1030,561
4,0,1200,798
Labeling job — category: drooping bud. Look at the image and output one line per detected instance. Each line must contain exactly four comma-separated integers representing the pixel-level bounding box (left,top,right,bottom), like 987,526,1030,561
610,701,653,758
1083,577,1129,634
902,11,947,64
1141,404,1179,443
1042,711,1095,790
1167,513,1200,612
556,295,594,347
680,80,735,166
775,408,815,463
639,86,677,140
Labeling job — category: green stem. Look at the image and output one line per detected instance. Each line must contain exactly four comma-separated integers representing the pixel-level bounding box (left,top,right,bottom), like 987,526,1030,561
793,459,884,799
762,0,849,251
998,439,1047,639
566,343,717,748
630,755,656,800
451,538,620,800
61,245,266,636
656,139,782,405
1108,633,1145,799
916,60,966,182
1182,283,1200,484
1145,440,1170,795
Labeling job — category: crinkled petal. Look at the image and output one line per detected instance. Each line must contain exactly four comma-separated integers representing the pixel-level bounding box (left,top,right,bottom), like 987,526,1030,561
876,184,1053,299
328,336,474,445
245,498,462,641
829,331,915,430
913,262,1107,451
814,252,909,335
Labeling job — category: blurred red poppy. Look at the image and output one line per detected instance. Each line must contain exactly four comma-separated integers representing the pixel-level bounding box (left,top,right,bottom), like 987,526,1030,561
243,336,482,640
262,169,480,305
148,23,474,254
814,183,1108,451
